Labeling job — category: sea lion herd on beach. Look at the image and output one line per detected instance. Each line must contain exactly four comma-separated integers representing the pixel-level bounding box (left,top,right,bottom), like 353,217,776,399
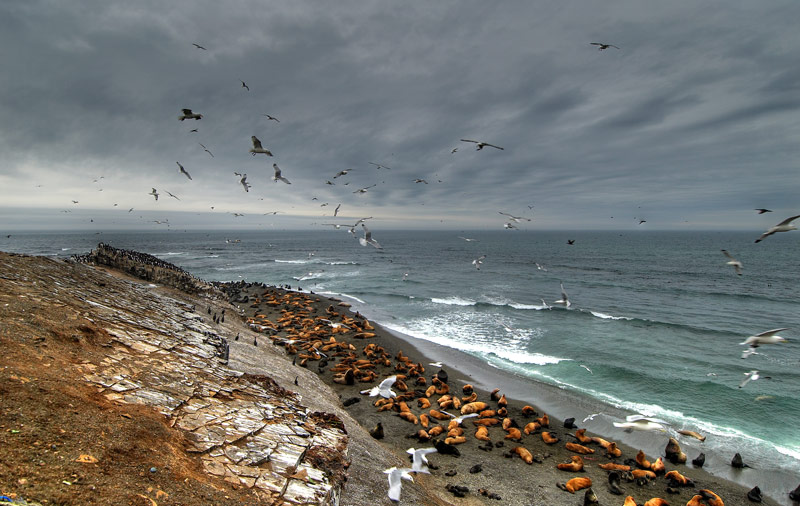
213,281,798,506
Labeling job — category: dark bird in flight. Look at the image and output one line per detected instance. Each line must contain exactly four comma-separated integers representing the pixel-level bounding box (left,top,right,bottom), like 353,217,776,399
192,43,207,50
567,239,575,245
149,188,159,201
262,114,280,122
240,80,249,91
638,220,646,225
754,208,773,214
451,148,458,154
334,169,353,178
461,139,504,151
177,162,192,180
590,42,620,50
369,162,391,170
166,190,180,201
179,108,202,121
189,128,198,133
249,136,273,156
334,204,341,216
414,179,428,184
199,143,214,157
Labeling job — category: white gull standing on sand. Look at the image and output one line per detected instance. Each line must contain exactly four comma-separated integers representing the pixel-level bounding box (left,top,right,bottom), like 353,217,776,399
740,328,789,358
754,214,800,243
384,467,414,502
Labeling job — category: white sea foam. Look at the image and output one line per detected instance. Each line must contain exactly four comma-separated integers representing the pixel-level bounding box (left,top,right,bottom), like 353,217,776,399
275,259,312,264
509,302,549,310
430,296,475,306
319,291,367,304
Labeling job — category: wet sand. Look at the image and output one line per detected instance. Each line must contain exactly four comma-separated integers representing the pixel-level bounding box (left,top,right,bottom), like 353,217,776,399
225,281,790,506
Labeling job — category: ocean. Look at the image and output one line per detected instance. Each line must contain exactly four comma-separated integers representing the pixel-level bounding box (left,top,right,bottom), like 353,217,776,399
4,229,799,501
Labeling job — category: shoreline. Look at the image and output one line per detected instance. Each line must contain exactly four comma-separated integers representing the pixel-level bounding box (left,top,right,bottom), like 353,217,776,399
226,281,791,506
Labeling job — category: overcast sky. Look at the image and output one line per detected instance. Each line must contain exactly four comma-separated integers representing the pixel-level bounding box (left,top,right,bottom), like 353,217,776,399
1,1,798,231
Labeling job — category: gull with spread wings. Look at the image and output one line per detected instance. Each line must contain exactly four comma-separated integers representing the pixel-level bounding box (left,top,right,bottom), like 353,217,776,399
460,139,504,150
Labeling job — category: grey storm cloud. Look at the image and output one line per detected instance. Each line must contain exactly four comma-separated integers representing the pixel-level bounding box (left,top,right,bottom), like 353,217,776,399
0,0,798,231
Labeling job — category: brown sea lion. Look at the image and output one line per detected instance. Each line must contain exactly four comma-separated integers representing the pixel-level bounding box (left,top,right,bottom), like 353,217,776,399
665,470,694,487
475,426,491,441
417,397,431,409
677,429,706,442
699,489,724,506
565,442,595,454
445,436,466,445
472,417,500,427
665,437,687,464
632,469,656,480
636,449,651,469
623,496,637,506
461,401,489,414
557,477,592,494
542,431,560,444
556,455,584,472
598,462,630,471
505,427,522,441
521,405,537,417
605,442,622,458
643,499,669,506
513,445,533,464
650,456,665,475
686,495,705,506
573,428,593,444
523,422,541,435
419,413,430,428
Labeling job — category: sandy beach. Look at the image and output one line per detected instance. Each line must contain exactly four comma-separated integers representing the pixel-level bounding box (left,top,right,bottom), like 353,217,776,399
225,280,790,506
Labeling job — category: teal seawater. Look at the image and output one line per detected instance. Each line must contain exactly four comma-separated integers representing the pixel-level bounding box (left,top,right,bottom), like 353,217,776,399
4,229,799,493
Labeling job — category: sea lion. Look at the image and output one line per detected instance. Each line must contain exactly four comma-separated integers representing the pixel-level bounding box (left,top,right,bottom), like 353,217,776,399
497,393,508,407
369,422,384,439
504,427,522,441
747,486,762,502
542,431,560,444
790,483,800,501
632,469,656,480
472,417,500,427
650,456,666,474
417,397,431,409
536,413,550,427
665,437,687,464
565,442,595,454
692,452,706,468
564,417,577,429
605,441,622,458
419,413,430,428
425,385,436,397
428,426,444,437
557,455,584,472
462,392,478,403
523,422,541,435
665,470,694,487
479,409,497,418
731,452,749,468
490,388,501,401
521,405,537,417
599,462,630,472
461,401,489,415
462,383,474,394
557,477,593,494
677,429,706,442
643,499,669,506
687,495,705,506
573,428,593,444
475,426,491,441
607,470,624,495
429,409,451,420
398,411,418,424
699,489,725,506
444,436,466,445
502,417,514,430
623,496,637,506
447,426,464,437
416,429,431,442
584,487,599,506
513,445,533,464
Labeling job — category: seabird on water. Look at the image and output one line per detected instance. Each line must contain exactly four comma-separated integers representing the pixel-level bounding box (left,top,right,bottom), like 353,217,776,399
721,250,742,276
754,214,800,243
553,282,571,307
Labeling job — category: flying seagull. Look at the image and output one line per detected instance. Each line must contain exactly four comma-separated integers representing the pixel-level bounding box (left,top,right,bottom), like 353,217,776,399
554,282,571,307
384,467,414,502
721,250,742,276
369,162,391,170
239,174,251,192
333,169,352,178
273,164,291,184
407,447,438,474
262,114,280,122
740,328,789,359
334,204,341,216
249,136,273,156
754,214,800,243
192,43,207,50
613,415,669,432
414,179,428,184
359,224,383,249
436,411,479,426
451,147,458,154
590,42,620,50
503,222,518,230
165,190,180,201
739,370,771,388
177,162,192,180
353,184,377,194
198,143,214,157
148,188,159,201
460,139,504,150
458,236,477,242
240,80,249,91
178,108,202,121
499,211,531,223
472,255,486,270
754,208,773,214
361,375,396,397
